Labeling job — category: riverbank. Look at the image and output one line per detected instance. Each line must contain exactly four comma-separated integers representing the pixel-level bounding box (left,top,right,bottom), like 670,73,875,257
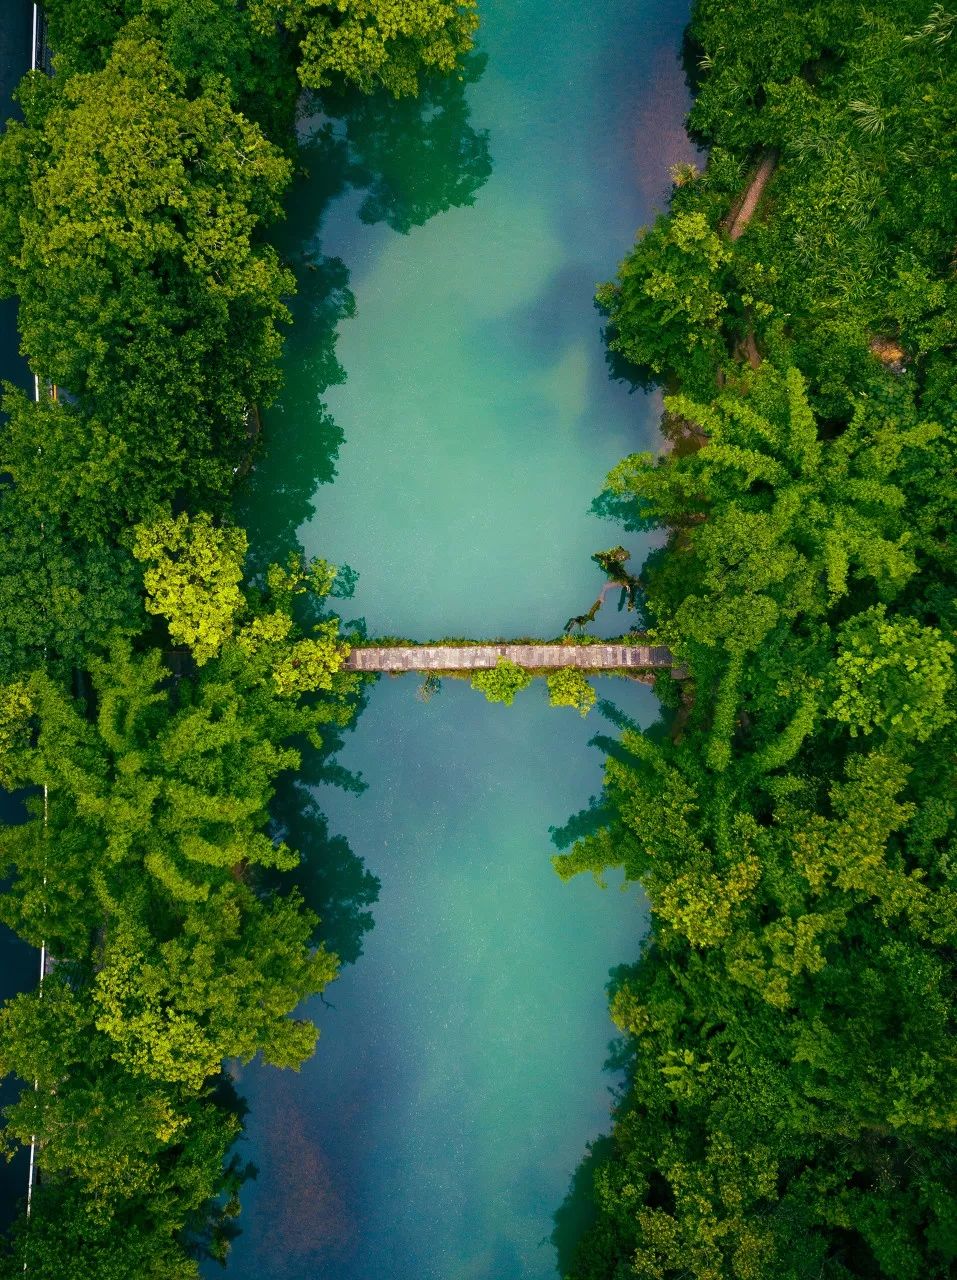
560,3,957,1275
216,1,699,1276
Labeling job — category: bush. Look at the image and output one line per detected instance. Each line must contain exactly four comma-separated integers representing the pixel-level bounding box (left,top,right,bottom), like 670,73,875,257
546,668,596,716
470,658,532,706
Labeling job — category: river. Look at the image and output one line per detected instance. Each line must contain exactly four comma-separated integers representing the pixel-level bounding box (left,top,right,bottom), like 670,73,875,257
220,2,695,1278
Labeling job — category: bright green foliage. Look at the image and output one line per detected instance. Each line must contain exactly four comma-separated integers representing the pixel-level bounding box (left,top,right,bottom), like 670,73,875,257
0,0,472,1268
596,0,957,415
597,211,732,396
0,975,246,1276
133,513,248,665
471,658,533,706
546,668,596,716
0,616,352,923
0,36,293,514
92,892,335,1088
237,611,348,697
832,606,955,741
599,367,934,778
0,977,238,1201
0,566,353,1105
252,0,479,96
0,681,32,787
562,5,957,1267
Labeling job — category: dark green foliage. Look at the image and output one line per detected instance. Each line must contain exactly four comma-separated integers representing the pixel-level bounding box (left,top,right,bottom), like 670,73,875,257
599,0,957,417
42,0,297,136
0,0,476,1271
563,3,957,1276
0,38,294,517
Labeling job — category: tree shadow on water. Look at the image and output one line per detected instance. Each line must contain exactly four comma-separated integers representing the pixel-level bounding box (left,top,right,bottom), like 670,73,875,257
256,665,381,969
271,753,380,968
340,52,492,234
185,1072,258,1267
238,52,492,575
551,1133,615,1278
551,965,641,1277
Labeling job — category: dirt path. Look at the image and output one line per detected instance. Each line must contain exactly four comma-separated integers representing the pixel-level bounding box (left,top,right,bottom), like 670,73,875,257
724,148,778,241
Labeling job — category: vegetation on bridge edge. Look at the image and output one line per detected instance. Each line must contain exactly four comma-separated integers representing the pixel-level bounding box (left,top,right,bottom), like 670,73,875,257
348,630,655,647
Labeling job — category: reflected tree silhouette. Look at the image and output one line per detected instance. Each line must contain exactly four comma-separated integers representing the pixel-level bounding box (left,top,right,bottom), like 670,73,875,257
551,1134,614,1278
184,1072,257,1266
268,705,382,968
342,53,492,234
551,964,640,1277
227,67,495,1237
238,55,493,572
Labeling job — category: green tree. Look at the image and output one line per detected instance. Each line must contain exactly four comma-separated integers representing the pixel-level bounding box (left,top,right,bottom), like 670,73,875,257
42,0,297,136
0,36,293,516
133,513,247,665
471,658,532,706
831,606,954,742
597,211,732,395
252,0,479,97
546,668,596,716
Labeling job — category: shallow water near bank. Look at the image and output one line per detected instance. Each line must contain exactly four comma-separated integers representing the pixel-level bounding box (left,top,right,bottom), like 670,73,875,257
224,1,695,1276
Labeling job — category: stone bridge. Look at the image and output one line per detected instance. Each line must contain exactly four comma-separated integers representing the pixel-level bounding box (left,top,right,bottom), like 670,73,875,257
343,642,675,673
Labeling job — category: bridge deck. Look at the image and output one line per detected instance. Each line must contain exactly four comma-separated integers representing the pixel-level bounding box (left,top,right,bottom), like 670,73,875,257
344,643,674,673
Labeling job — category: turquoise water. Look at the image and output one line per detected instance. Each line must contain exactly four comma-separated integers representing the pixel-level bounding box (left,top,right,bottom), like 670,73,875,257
226,2,695,1276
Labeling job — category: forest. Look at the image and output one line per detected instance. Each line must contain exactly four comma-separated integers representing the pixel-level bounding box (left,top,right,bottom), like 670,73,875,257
0,2,477,1275
557,2,957,1277
0,0,954,1277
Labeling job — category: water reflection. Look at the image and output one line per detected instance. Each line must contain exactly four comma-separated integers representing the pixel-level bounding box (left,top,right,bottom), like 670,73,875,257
550,960,643,1279
268,731,380,968
550,1133,614,1277
225,51,496,1271
345,53,492,234
238,57,492,576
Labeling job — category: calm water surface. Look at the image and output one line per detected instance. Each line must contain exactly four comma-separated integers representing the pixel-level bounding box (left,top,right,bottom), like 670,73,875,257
226,2,695,1276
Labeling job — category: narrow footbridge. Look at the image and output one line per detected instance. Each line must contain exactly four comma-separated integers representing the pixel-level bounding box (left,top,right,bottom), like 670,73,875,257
344,641,675,673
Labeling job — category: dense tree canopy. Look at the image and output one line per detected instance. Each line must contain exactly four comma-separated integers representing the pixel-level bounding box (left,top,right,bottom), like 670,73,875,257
0,36,293,515
471,658,533,705
0,0,476,1268
251,0,479,96
599,0,957,415
561,3,957,1277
